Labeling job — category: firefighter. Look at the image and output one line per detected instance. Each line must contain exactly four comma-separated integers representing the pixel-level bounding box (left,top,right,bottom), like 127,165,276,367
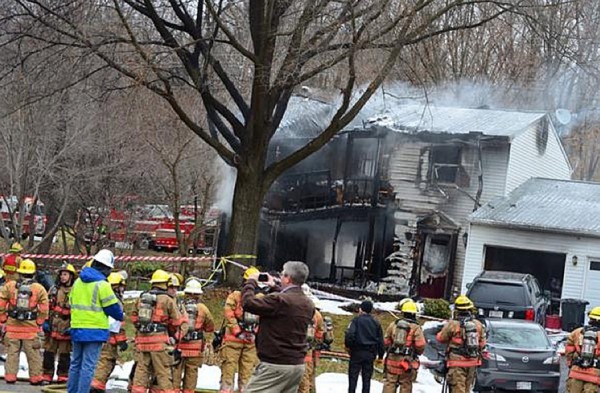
42,262,77,383
564,306,600,393
219,267,261,393
436,295,486,393
382,300,426,393
3,242,23,282
90,272,128,393
298,290,333,393
174,278,215,393
130,269,186,393
0,259,49,384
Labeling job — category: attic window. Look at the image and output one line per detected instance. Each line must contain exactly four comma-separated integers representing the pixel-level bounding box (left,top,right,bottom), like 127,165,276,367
429,145,462,184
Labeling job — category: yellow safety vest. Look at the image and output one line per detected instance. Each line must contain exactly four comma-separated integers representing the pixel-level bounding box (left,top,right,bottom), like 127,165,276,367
69,278,118,329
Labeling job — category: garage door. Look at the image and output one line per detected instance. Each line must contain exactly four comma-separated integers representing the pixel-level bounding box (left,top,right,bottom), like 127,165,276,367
584,260,600,313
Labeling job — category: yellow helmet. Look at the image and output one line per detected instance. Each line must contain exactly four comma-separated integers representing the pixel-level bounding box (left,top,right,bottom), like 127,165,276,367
108,272,125,286
401,300,418,314
243,266,260,280
17,259,36,275
9,243,23,253
82,259,93,271
168,274,181,287
173,273,184,285
150,269,171,284
59,262,77,275
455,295,474,311
589,307,600,321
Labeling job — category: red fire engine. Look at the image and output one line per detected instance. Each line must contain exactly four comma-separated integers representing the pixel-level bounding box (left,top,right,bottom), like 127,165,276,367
0,196,47,237
81,203,220,254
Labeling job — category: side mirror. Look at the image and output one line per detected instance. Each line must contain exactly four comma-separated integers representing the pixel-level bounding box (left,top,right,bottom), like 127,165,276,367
466,282,472,289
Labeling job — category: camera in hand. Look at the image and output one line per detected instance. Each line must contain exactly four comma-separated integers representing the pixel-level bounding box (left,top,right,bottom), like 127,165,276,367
258,273,269,282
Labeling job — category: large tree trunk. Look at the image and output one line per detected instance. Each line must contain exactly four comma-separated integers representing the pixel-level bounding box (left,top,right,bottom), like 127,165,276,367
224,167,265,286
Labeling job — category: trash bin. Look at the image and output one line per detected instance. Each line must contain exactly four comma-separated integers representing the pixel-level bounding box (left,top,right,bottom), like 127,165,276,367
561,298,589,332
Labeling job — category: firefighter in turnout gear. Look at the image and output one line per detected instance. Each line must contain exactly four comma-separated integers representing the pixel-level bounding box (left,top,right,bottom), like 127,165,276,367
3,242,23,282
130,269,186,393
436,295,486,393
174,278,215,393
42,262,76,383
298,285,329,393
90,272,129,393
0,259,49,384
382,300,426,393
565,306,600,393
219,267,261,393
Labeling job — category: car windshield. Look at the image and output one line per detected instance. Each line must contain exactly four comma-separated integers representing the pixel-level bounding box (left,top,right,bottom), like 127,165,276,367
488,323,550,349
469,282,527,305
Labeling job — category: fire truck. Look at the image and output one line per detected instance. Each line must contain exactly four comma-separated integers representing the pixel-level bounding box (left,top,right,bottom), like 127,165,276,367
148,207,220,254
0,196,47,238
81,203,220,254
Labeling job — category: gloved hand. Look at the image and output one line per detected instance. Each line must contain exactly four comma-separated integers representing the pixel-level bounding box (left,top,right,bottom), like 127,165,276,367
42,321,50,333
118,341,128,352
168,337,176,346
375,358,384,367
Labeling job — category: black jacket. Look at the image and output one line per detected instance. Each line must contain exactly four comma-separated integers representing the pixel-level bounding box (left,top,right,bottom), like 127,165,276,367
344,313,385,358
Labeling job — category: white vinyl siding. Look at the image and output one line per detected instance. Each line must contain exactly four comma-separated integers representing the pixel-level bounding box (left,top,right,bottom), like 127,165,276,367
505,122,572,194
462,224,599,306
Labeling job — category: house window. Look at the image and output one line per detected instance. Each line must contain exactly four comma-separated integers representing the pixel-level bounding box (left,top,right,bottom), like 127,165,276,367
590,261,600,271
429,145,462,183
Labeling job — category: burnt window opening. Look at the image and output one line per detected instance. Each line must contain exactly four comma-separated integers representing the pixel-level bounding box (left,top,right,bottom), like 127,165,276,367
429,145,463,184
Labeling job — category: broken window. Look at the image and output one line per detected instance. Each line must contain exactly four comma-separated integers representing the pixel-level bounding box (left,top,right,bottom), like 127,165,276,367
427,144,470,186
430,145,461,183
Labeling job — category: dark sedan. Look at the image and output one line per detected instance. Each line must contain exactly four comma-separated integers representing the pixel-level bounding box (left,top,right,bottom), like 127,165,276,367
476,319,561,393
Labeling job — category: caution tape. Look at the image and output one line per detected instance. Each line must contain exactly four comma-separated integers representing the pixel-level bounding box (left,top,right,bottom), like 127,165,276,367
0,253,215,263
200,255,257,287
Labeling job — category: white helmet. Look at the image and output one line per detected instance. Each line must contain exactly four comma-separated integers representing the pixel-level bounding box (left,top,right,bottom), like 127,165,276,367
184,278,204,294
93,249,115,268
302,283,312,297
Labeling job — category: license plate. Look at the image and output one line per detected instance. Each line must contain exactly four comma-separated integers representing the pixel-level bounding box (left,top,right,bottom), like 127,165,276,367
516,382,532,390
489,310,503,318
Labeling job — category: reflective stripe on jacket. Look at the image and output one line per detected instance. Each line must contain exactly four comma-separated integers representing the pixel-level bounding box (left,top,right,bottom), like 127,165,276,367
436,318,485,368
0,280,49,339
70,278,118,330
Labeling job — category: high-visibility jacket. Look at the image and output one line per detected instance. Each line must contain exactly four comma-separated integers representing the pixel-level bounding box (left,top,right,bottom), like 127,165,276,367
0,279,49,339
565,327,600,384
178,298,215,357
436,318,486,368
48,285,72,341
223,290,261,344
305,309,325,363
70,278,119,330
384,319,426,374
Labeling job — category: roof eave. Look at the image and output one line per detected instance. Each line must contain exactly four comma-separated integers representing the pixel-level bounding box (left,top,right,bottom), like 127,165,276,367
470,219,600,240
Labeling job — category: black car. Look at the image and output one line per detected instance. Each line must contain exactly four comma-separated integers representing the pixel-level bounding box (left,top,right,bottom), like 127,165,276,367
466,271,550,325
476,319,560,393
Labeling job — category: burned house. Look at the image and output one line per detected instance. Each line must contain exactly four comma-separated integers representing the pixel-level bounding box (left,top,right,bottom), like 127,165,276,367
259,103,572,299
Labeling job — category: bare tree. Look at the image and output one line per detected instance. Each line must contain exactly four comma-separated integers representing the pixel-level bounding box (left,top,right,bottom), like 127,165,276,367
4,0,527,282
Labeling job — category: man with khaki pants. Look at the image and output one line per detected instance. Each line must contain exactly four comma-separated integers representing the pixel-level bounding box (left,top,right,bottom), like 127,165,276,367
242,262,315,393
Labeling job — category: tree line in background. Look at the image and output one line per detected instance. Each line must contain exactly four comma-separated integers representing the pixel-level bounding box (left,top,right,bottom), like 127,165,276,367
0,1,599,281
